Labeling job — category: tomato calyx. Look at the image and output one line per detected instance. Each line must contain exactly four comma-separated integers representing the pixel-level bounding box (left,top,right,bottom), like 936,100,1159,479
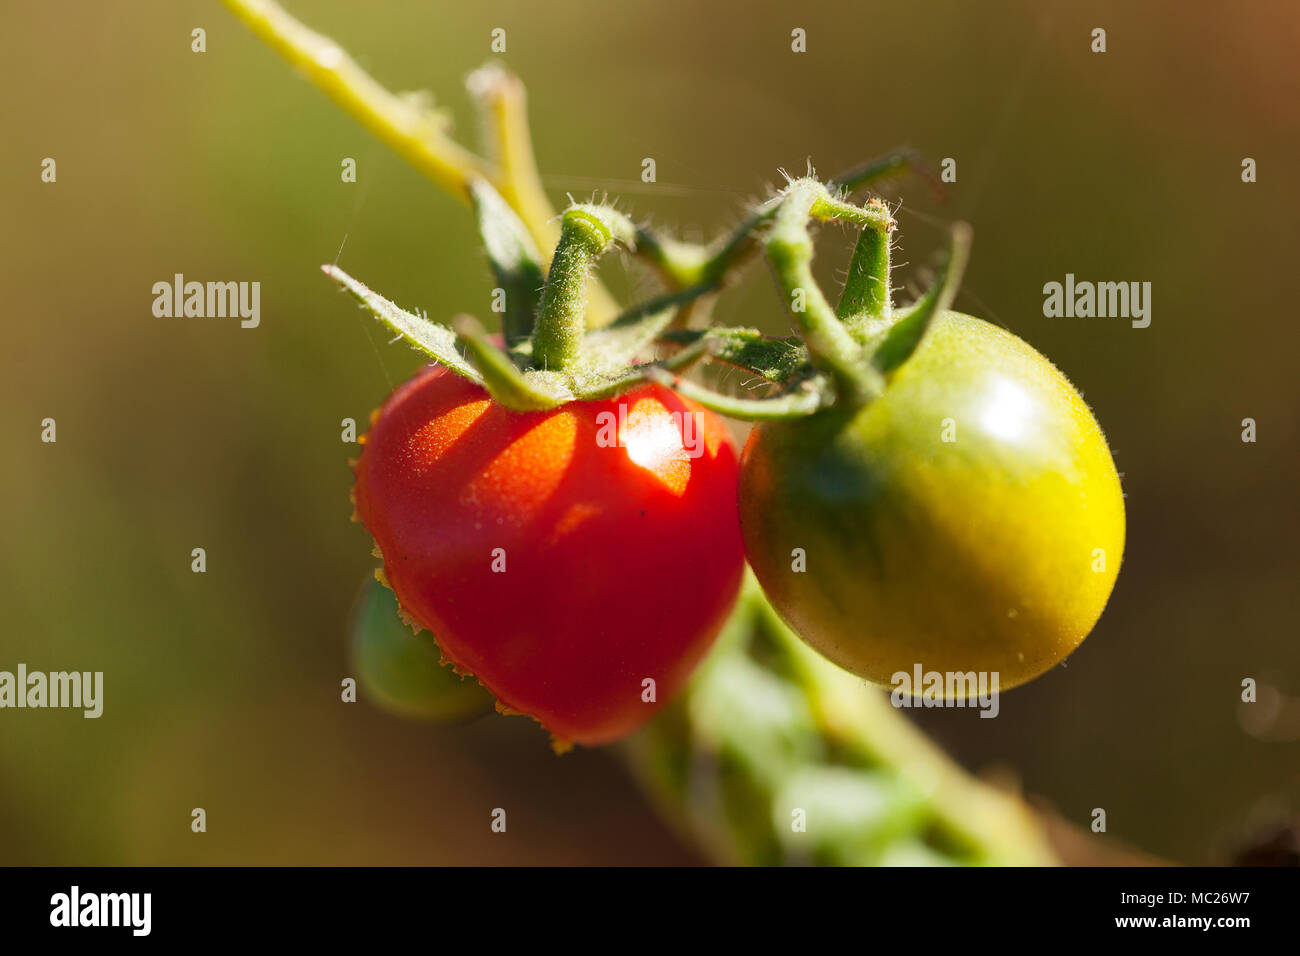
649,176,972,421
322,158,959,420
323,179,723,411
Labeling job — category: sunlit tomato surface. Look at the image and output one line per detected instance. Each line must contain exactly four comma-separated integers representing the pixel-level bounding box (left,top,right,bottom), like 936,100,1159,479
354,366,745,745
739,312,1125,693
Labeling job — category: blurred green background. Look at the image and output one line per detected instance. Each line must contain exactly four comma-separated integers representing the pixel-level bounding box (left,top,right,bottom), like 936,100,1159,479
2,0,1297,864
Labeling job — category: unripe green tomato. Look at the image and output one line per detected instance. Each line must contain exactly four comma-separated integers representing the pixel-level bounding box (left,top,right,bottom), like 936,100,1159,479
739,311,1125,693
350,577,493,721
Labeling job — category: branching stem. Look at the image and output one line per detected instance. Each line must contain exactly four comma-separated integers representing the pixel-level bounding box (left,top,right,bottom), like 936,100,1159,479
765,182,884,403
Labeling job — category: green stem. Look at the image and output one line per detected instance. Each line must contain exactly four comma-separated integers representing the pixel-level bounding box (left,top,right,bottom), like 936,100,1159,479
833,197,896,330
532,206,635,370
868,222,972,374
765,182,881,403
466,64,559,256
758,597,1051,863
810,189,897,340
464,66,621,327
221,0,624,327
838,228,891,328
624,574,1057,866
635,149,930,292
220,0,490,200
828,147,943,198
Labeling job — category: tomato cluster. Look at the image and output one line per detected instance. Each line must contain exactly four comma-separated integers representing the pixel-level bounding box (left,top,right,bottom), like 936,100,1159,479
344,175,1125,747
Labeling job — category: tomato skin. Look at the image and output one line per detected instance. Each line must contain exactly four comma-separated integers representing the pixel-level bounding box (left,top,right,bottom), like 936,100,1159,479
739,312,1125,692
353,366,745,745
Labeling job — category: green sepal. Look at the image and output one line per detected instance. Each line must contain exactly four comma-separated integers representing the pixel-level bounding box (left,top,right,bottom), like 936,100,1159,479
661,327,808,385
574,341,714,400
321,264,482,383
469,178,545,349
644,367,833,421
452,314,573,410
867,222,971,375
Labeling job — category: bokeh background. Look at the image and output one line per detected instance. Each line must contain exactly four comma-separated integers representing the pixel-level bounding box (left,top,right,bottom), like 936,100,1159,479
3,0,1297,864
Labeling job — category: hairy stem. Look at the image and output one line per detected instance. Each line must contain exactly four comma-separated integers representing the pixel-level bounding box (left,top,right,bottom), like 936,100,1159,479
636,150,929,293
467,64,559,254
533,206,635,370
765,182,881,403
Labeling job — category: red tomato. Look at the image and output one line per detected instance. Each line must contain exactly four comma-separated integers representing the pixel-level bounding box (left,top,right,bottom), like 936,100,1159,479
353,366,745,746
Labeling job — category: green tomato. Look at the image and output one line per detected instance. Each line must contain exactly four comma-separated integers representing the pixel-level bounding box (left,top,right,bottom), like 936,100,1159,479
738,311,1125,693
350,577,493,720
